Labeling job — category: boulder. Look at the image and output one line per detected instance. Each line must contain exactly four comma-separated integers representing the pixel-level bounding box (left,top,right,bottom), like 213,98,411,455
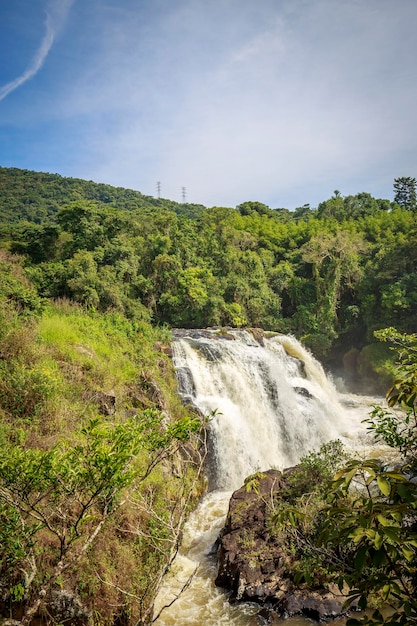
215,469,353,621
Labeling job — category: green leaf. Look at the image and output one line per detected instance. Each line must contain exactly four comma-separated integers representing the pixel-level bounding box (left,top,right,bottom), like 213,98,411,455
374,531,383,550
358,595,368,610
354,545,368,571
385,472,406,481
344,467,358,487
376,514,391,526
377,475,391,496
383,526,401,543
402,546,414,561
373,548,387,567
371,609,384,621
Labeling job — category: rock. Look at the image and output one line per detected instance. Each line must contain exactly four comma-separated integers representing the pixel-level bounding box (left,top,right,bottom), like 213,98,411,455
215,470,287,600
215,469,353,621
48,589,89,625
293,386,313,399
247,328,265,346
154,342,173,358
276,589,351,621
97,390,117,415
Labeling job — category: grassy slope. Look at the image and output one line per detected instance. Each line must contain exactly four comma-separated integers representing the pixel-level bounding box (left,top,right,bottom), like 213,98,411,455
0,251,205,625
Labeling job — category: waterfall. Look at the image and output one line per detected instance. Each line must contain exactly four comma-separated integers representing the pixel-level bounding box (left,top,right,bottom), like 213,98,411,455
173,329,369,491
154,330,376,625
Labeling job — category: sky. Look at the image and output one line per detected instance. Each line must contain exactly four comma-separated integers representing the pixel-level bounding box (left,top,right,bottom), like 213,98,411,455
1,0,417,210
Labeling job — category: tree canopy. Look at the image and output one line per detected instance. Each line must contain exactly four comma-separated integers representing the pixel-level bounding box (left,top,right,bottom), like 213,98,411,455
1,167,416,371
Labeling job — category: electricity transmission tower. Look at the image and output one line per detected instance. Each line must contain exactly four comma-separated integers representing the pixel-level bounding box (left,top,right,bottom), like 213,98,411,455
181,186,187,203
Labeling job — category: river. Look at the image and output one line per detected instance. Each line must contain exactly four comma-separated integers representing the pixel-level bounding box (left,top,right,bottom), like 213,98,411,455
154,330,378,625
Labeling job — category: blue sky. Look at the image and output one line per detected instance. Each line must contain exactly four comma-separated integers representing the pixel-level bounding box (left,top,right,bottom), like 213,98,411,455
1,0,417,209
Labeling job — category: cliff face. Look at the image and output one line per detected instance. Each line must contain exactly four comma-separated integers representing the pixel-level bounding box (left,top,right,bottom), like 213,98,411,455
215,469,353,622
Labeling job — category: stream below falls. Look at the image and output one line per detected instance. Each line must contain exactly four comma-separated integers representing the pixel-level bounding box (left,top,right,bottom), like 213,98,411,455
154,330,380,625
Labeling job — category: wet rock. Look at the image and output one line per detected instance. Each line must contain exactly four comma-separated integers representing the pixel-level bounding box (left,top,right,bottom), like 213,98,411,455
248,328,265,346
215,469,352,622
293,386,313,399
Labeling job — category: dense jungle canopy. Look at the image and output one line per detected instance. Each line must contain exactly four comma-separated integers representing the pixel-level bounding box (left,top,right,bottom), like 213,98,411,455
1,167,416,379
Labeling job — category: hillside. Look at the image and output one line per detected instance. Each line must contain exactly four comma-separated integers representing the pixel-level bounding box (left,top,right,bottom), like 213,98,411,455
0,168,416,375
0,250,205,625
0,166,206,223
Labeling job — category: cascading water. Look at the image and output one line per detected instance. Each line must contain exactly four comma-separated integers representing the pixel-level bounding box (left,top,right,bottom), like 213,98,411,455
154,330,377,625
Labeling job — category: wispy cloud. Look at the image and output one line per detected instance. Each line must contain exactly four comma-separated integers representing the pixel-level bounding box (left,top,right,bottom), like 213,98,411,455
0,0,74,102
1,0,416,208
81,0,417,207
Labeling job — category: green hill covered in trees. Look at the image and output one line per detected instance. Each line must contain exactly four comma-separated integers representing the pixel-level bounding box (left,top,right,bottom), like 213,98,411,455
1,167,416,381
0,167,206,224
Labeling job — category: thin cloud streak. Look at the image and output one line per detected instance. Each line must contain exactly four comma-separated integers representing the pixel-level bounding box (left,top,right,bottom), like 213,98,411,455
0,0,74,102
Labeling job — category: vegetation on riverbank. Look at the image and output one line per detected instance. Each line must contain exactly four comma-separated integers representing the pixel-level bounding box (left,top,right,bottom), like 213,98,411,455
0,252,206,625
269,329,417,625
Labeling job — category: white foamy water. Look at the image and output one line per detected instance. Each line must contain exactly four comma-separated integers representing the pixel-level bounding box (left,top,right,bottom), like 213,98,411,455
154,330,379,625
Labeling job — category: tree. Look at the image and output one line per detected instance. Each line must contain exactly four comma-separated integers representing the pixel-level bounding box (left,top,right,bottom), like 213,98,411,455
0,412,201,625
236,201,272,216
317,194,346,221
300,230,367,352
393,177,417,211
293,204,314,221
321,328,417,626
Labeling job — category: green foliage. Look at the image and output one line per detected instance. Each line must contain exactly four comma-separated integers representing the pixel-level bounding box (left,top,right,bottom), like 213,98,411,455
317,191,393,222
321,328,417,625
244,471,267,494
324,459,417,625
300,229,366,351
393,176,417,211
286,439,348,498
0,358,62,420
1,166,417,363
0,166,202,225
0,265,205,623
356,342,394,393
270,440,349,587
0,410,201,621
366,328,417,469
0,251,43,315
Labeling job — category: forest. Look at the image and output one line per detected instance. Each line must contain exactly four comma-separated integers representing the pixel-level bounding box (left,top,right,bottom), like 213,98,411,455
1,167,417,384
0,167,416,625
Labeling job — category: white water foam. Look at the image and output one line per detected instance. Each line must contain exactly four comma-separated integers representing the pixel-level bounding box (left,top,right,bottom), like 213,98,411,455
173,330,373,491
155,330,379,625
